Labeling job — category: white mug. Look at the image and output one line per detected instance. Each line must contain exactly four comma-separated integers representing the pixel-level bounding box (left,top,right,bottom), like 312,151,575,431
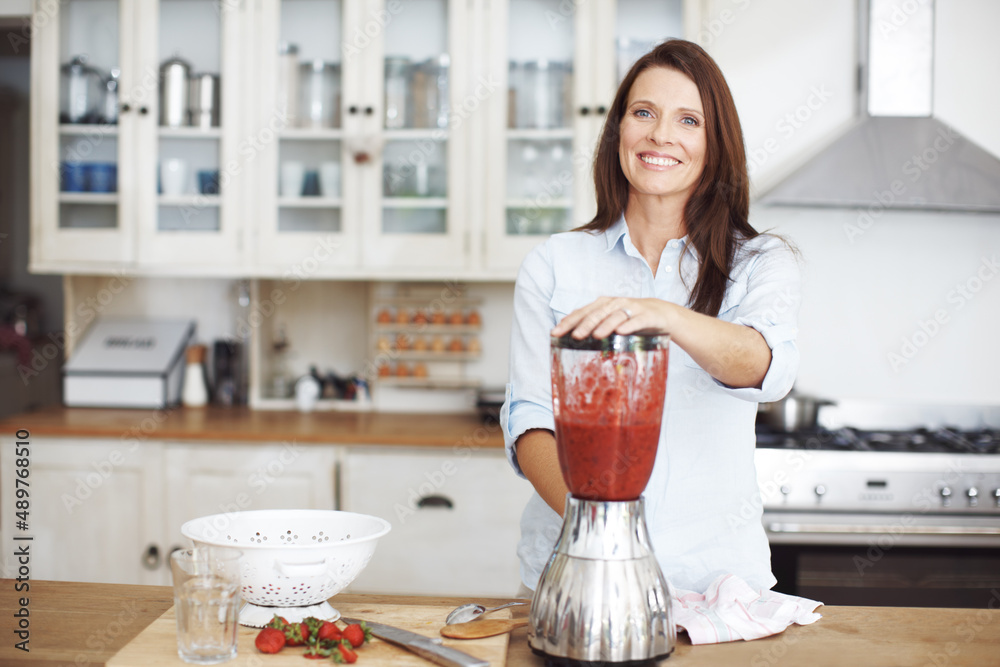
161,158,187,196
295,375,321,412
319,161,340,198
280,161,305,197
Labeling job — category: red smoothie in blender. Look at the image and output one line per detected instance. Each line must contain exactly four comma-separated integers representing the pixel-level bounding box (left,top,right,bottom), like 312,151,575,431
551,337,669,501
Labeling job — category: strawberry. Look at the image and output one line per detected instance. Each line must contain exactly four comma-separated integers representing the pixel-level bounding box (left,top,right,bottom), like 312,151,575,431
283,621,311,646
268,615,289,630
254,627,286,654
334,641,358,664
316,620,343,643
342,622,371,648
303,643,332,659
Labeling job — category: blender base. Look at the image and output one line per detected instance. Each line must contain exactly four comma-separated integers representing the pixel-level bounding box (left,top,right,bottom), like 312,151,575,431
531,646,675,666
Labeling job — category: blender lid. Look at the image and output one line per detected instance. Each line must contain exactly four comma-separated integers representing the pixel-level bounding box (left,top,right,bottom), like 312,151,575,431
551,332,669,352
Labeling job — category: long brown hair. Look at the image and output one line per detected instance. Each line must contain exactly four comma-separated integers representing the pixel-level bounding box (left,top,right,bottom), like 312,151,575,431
578,39,756,317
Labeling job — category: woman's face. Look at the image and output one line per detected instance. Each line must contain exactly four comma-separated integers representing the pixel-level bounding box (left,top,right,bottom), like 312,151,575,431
618,66,707,204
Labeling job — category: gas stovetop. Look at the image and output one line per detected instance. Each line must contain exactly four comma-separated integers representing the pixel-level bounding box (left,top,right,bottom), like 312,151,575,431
756,426,1000,455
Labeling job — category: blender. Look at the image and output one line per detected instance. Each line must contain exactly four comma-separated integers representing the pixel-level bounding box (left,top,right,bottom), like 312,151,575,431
528,333,675,665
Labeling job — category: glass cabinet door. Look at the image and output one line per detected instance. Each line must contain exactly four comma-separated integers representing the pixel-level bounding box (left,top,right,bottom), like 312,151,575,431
255,0,359,272
135,0,243,267
37,0,132,267
361,0,469,270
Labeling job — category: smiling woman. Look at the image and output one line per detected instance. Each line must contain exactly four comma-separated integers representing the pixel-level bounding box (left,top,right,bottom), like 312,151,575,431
502,39,803,596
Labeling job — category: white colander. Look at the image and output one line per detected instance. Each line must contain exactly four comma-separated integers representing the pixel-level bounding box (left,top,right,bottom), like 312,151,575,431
180,509,391,627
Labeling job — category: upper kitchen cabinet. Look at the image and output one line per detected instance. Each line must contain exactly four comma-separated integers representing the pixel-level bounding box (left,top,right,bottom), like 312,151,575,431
251,0,472,276
31,0,249,274
480,0,687,274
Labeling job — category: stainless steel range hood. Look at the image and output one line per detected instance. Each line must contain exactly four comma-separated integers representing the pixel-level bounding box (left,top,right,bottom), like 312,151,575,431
759,0,1000,213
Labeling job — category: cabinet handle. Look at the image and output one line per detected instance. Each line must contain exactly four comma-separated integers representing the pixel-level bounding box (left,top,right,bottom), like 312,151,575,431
579,107,590,116
348,105,359,115
416,494,454,509
364,106,374,116
139,106,149,116
120,102,131,113
142,544,160,570
595,105,607,115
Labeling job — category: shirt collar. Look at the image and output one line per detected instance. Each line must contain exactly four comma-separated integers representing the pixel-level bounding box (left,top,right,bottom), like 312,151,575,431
603,215,691,255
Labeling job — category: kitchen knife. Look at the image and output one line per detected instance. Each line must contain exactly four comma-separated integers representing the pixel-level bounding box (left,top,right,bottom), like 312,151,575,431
340,617,489,667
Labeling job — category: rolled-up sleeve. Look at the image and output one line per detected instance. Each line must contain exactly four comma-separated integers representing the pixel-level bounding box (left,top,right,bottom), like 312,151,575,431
714,236,802,403
501,242,558,477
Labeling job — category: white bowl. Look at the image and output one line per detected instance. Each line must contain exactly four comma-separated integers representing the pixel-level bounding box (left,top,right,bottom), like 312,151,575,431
181,509,391,626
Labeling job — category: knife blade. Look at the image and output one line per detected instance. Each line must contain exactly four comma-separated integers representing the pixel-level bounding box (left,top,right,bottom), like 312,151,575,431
340,617,489,667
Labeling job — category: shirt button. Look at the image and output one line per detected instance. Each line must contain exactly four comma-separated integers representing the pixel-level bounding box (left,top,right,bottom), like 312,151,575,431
668,240,679,249
664,265,672,272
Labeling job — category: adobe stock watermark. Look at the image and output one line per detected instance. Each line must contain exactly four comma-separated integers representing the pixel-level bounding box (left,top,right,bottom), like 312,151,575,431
694,0,752,47
887,254,998,372
748,84,834,177
342,0,404,61
844,124,962,243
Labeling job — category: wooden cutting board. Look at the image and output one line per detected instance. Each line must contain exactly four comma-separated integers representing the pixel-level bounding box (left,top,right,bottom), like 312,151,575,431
108,601,509,666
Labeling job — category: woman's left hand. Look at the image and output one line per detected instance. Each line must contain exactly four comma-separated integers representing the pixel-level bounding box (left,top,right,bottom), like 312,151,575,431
550,296,678,340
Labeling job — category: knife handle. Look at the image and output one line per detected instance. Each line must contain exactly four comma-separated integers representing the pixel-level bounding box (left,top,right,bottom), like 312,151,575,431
409,638,490,667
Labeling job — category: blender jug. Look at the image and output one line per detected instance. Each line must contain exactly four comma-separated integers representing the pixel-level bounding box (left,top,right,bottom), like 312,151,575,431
530,332,675,665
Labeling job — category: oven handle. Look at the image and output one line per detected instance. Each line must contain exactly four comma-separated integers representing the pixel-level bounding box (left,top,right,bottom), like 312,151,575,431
767,522,1000,536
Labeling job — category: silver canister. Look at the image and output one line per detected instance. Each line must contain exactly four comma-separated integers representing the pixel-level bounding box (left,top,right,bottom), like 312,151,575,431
60,55,104,124
299,60,340,128
160,57,192,127
276,43,300,126
189,73,221,129
103,67,120,124
384,56,412,129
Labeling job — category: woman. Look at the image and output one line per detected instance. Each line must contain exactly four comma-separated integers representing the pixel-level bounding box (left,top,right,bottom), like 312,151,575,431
501,39,800,595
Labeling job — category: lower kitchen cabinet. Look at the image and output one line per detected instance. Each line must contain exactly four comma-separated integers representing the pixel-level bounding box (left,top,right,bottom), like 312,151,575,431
0,437,337,586
340,446,535,597
0,437,164,586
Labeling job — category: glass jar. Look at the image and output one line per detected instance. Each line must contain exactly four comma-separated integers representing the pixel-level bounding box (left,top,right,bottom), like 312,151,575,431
60,56,105,124
384,56,413,129
299,60,340,128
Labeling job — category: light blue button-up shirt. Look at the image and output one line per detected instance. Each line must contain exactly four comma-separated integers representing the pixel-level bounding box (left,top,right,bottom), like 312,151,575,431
501,216,801,593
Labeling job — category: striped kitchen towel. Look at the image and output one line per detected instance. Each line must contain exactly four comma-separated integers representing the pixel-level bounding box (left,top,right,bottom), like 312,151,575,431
671,574,823,644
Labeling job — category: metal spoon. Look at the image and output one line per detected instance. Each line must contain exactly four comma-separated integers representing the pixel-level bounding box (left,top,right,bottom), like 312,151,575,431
445,601,530,625
441,618,529,639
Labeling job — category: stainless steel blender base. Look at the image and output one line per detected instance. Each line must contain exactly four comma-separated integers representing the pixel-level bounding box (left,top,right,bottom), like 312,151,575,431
527,497,676,664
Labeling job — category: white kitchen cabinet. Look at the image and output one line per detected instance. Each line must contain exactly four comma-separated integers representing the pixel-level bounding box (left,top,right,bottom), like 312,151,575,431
250,0,472,276
30,0,249,274
480,0,687,273
340,446,535,597
29,0,692,278
0,437,336,586
0,437,164,585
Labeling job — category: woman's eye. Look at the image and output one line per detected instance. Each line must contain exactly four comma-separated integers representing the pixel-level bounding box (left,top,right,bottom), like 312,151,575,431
634,109,652,118
681,116,700,126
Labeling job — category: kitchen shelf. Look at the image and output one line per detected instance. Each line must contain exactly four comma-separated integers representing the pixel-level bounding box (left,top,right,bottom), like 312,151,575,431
158,127,223,139
59,124,118,135
383,129,450,141
279,128,345,141
380,351,481,361
58,192,119,204
506,128,574,140
381,198,448,209
506,198,573,208
375,324,481,334
376,376,481,389
157,194,222,207
278,197,343,208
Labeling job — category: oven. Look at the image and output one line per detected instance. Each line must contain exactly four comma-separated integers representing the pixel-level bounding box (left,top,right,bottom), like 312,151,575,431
754,426,1000,608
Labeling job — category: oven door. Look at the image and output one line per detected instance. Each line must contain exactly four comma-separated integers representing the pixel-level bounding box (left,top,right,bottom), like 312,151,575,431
764,511,1000,608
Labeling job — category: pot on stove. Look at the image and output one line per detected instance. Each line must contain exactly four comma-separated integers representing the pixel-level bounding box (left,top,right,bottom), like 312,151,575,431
760,391,835,432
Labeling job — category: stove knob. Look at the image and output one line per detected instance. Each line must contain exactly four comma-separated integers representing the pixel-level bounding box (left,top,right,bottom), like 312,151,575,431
814,484,826,498
966,487,979,507
939,486,952,506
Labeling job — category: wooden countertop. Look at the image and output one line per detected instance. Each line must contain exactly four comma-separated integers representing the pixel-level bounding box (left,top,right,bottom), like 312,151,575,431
0,406,504,448
3,580,999,666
